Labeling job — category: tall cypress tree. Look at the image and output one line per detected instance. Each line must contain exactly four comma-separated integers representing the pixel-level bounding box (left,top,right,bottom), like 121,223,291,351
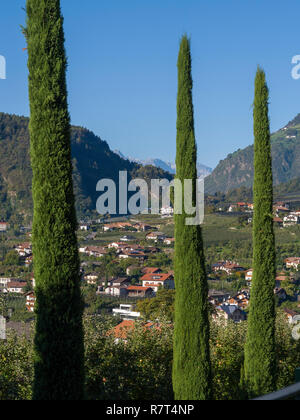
244,67,276,398
26,0,84,400
172,36,212,400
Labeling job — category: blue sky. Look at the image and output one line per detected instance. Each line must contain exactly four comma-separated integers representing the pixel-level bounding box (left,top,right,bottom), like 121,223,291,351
0,0,300,168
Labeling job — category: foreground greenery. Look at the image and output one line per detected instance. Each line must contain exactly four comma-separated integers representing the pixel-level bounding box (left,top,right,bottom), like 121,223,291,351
1,314,299,400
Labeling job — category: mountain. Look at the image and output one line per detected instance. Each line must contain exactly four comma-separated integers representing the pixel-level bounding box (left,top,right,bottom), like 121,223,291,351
0,113,171,222
205,113,300,194
114,151,212,178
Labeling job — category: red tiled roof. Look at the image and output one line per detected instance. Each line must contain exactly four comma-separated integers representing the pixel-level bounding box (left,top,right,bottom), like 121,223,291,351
109,320,161,339
127,286,152,291
141,273,173,282
7,282,26,288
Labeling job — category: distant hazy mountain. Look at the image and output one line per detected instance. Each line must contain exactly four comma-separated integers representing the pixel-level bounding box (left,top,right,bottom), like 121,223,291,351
114,151,212,178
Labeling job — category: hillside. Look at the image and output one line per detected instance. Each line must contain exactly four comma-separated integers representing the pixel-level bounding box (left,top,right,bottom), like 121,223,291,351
205,113,300,193
0,113,171,222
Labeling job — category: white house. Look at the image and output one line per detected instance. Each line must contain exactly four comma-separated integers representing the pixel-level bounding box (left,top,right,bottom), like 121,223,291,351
6,281,26,294
84,273,99,285
245,269,253,286
141,272,175,292
26,291,36,312
112,304,141,320
146,232,167,242
104,286,129,297
161,207,174,216
285,257,300,270
79,224,90,231
283,214,300,227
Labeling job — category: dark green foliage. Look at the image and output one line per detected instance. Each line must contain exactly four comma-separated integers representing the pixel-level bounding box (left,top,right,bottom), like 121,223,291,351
243,68,276,397
172,36,212,400
26,0,84,399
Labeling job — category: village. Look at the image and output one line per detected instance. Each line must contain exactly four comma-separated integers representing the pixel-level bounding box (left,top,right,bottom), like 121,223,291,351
1,201,300,339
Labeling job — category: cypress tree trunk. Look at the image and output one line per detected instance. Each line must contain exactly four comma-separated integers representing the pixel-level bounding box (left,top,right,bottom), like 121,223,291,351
172,36,212,400
244,67,276,398
26,0,84,400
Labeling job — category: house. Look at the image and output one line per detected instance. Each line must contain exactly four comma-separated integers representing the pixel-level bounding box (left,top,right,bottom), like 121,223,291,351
112,304,141,320
25,255,33,267
108,319,135,343
208,290,230,305
213,304,247,323
0,222,9,232
83,246,108,258
98,277,130,288
108,242,128,251
141,272,175,292
161,207,174,216
275,202,289,210
133,223,153,232
126,286,155,298
283,308,299,324
143,246,160,255
6,281,27,294
237,202,253,211
274,205,290,215
79,223,90,231
283,214,300,227
275,273,289,288
25,291,36,312
108,320,161,343
84,273,99,285
118,250,147,261
212,261,245,275
15,243,32,257
164,238,175,246
103,222,132,232
285,257,300,270
228,205,237,213
146,232,167,242
0,278,15,287
245,269,253,286
104,286,129,298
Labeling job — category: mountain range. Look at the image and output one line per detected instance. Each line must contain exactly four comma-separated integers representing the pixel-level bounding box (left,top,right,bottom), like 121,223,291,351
114,150,212,179
2,111,300,223
0,113,171,222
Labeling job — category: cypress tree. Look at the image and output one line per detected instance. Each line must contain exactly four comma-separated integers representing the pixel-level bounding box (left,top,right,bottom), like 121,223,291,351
26,0,84,400
244,67,276,398
172,36,212,400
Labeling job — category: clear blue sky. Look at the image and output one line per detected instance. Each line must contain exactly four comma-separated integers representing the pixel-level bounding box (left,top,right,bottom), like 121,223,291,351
0,0,300,168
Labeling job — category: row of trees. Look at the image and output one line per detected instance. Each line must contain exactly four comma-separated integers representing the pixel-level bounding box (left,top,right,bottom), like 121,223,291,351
25,0,277,400
173,39,277,398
